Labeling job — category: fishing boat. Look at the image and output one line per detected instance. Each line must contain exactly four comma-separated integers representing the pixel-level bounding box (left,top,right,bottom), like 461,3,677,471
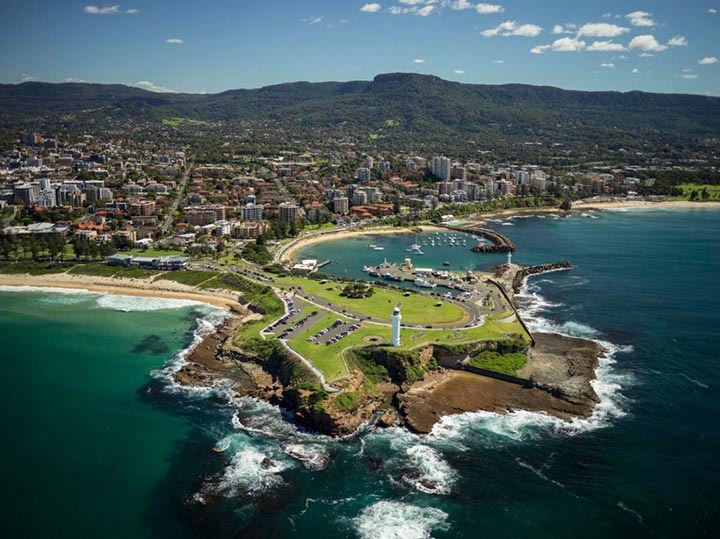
443,261,450,266
373,246,384,251
414,278,437,289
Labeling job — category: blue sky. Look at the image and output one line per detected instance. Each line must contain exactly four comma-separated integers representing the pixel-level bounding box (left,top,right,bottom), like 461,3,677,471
0,1,718,95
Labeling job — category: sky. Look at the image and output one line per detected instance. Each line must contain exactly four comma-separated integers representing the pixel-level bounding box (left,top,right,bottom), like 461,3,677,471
0,1,718,95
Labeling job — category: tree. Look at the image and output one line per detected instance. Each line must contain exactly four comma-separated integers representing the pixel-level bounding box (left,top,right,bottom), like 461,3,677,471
559,199,572,211
72,237,89,260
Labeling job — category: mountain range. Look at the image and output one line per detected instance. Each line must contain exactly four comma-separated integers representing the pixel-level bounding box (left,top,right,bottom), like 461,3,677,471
2,73,719,155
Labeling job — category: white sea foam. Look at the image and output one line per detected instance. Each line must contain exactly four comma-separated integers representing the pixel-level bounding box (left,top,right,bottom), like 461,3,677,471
353,501,449,539
515,458,571,493
95,294,206,312
677,373,710,389
284,443,332,471
427,273,633,442
0,284,96,296
402,445,456,495
216,447,291,497
151,308,230,395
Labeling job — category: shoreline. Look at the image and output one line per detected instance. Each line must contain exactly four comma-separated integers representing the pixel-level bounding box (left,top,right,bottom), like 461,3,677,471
573,199,720,211
280,200,720,263
278,225,445,263
0,273,245,312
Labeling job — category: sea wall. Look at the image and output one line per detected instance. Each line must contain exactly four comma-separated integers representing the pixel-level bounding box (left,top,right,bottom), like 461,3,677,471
511,261,573,293
439,224,516,253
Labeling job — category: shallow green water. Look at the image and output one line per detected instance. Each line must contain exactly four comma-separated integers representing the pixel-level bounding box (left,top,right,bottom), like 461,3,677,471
0,293,221,538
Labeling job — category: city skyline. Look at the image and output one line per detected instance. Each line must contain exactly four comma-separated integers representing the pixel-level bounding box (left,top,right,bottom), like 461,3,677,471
0,0,718,95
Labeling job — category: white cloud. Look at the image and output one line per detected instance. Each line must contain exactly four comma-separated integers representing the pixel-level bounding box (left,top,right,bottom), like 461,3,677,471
682,74,698,79
577,23,629,37
492,59,504,63
628,35,667,52
450,0,473,10
399,0,425,4
310,16,324,25
698,56,719,64
165,38,184,44
632,67,639,73
481,20,542,37
20,74,38,82
413,58,426,64
532,36,586,53
600,62,615,68
417,5,435,16
512,24,542,36
638,53,655,57
83,5,138,15
453,69,465,74
587,40,626,52
626,11,655,27
667,35,687,47
64,78,86,83
360,3,381,13
475,3,504,14
550,36,586,52
552,24,574,34
133,80,176,93
709,8,718,14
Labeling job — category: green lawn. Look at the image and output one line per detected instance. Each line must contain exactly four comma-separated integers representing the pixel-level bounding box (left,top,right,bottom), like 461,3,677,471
0,261,73,275
115,267,162,279
470,351,528,376
677,183,720,201
68,263,119,277
155,270,217,287
284,305,529,381
274,276,468,326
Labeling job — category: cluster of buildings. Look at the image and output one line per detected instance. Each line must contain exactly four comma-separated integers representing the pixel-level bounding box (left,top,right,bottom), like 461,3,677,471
0,130,662,262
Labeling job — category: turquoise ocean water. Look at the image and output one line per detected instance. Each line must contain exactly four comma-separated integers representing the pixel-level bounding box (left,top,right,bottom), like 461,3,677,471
1,207,718,538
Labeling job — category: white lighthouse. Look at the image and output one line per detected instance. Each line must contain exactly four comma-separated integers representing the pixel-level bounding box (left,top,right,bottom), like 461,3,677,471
507,251,512,266
391,305,402,347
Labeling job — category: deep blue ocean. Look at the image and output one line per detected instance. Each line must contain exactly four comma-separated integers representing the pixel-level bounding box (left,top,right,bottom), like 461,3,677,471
1,207,718,538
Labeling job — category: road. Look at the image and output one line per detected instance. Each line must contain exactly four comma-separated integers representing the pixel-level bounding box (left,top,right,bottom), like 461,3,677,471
160,165,192,236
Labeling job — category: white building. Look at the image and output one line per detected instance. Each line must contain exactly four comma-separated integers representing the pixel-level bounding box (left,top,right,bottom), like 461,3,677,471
391,305,402,347
431,156,451,181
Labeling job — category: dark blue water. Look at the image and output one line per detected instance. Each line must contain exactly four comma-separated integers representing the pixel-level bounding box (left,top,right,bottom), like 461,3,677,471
1,208,718,538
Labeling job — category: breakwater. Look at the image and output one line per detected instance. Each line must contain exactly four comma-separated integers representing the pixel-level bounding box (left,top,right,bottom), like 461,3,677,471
511,261,573,293
439,225,516,253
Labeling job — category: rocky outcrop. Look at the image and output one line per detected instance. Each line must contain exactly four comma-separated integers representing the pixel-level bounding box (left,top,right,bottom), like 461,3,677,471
173,309,603,437
520,332,602,407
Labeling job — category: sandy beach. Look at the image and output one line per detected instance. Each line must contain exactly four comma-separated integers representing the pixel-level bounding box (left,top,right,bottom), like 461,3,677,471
572,199,720,211
0,272,245,312
278,224,445,263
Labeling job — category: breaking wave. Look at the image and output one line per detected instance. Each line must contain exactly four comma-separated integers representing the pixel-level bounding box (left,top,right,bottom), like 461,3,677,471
216,446,291,497
150,307,230,395
427,273,633,442
402,445,456,495
95,294,206,312
353,501,449,539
